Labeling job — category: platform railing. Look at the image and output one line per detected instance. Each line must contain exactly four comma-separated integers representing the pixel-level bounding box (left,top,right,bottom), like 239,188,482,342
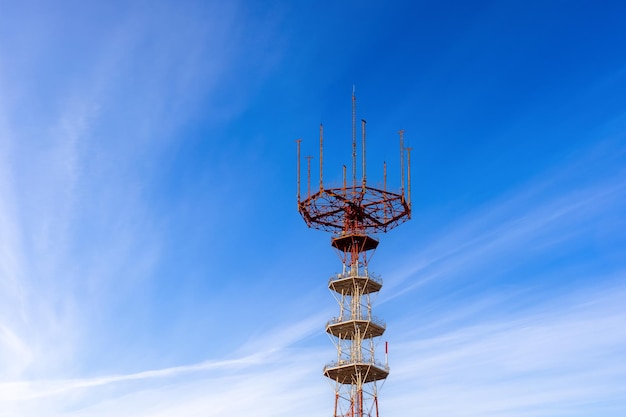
326,315,386,328
323,359,389,372
328,271,383,286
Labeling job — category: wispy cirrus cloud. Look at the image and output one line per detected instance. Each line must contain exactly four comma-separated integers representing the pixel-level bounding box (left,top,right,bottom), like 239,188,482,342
383,136,626,302
369,136,626,416
0,2,624,416
0,1,265,382
385,280,626,417
0,313,329,417
1,273,622,416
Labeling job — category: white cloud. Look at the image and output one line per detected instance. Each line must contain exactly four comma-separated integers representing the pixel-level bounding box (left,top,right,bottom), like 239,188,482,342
0,3,624,416
0,0,259,383
383,139,626,301
383,283,626,417
0,316,329,417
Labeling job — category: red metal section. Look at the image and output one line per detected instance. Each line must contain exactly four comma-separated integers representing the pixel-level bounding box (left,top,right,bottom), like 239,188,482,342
374,395,379,417
298,186,410,235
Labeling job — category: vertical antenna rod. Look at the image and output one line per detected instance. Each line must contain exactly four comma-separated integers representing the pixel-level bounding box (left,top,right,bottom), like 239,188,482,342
361,119,367,188
352,86,357,189
406,147,412,213
383,161,387,192
399,130,405,198
306,155,313,198
320,124,324,191
296,139,302,203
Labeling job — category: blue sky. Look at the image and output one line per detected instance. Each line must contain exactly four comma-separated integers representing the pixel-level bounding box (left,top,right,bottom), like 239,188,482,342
0,0,625,416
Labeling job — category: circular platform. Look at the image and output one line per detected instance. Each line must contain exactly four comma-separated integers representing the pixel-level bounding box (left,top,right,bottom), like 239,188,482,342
323,361,389,384
298,186,410,234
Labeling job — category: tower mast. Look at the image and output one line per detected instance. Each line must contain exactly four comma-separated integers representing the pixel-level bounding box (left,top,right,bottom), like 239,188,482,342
296,90,412,417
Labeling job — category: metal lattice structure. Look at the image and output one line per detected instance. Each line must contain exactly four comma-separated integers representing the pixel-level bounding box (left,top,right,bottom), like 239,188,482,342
297,90,412,417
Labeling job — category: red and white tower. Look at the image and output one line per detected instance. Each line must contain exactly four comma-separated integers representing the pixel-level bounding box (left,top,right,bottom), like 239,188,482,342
297,90,412,417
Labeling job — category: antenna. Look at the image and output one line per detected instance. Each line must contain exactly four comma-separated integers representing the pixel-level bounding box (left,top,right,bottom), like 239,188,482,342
352,87,357,189
361,119,367,188
399,130,405,199
305,155,313,198
296,139,302,203
320,124,324,191
406,147,412,214
383,161,387,192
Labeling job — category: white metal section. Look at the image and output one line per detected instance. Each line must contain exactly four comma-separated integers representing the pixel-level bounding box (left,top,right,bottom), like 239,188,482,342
326,259,387,417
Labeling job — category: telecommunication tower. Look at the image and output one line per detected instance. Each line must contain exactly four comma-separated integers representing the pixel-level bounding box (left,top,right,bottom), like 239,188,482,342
296,90,412,417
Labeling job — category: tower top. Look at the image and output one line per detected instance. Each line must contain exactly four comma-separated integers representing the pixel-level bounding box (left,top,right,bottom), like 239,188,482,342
296,91,411,235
